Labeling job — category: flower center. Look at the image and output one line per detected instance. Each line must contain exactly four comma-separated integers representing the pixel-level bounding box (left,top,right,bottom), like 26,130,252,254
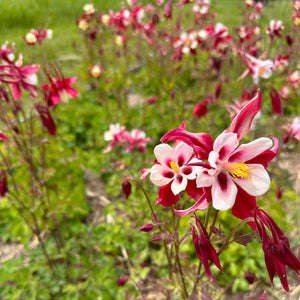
222,162,252,180
258,66,266,76
170,161,180,173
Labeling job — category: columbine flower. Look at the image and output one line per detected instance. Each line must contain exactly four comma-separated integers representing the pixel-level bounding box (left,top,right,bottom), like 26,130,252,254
23,28,52,46
190,216,223,281
43,65,78,105
266,20,284,40
287,70,300,89
173,32,199,56
195,132,272,211
83,3,96,14
239,53,273,85
0,42,15,63
25,32,37,45
282,117,300,144
254,208,300,292
272,55,289,71
103,123,126,152
150,142,202,206
124,129,150,153
89,65,103,78
4,53,40,100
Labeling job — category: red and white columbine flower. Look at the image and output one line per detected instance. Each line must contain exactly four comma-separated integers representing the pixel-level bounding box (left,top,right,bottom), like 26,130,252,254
239,53,273,85
150,142,202,205
160,91,278,224
266,20,284,40
43,65,78,105
125,129,150,153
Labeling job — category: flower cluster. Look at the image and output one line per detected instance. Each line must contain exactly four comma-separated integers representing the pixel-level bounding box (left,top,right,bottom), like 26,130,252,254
0,42,39,100
143,90,300,290
0,43,78,136
104,123,150,153
148,91,277,222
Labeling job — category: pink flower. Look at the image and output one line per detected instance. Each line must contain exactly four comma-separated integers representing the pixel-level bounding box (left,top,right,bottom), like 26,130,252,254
160,91,278,223
293,0,300,10
195,132,273,211
266,20,284,40
287,70,300,89
282,117,300,143
150,142,203,206
103,123,126,152
24,28,52,46
89,65,103,78
239,53,273,85
190,216,223,281
173,31,199,58
272,55,289,71
109,8,131,30
163,0,173,19
1,54,40,100
254,208,300,292
0,42,15,63
125,129,150,153
43,65,78,105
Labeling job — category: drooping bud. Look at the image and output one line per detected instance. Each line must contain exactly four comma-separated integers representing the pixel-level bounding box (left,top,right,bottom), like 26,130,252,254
122,177,131,200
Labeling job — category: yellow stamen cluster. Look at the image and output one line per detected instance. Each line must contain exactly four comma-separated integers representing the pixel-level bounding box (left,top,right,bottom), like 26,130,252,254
170,161,180,173
258,66,266,76
223,162,252,180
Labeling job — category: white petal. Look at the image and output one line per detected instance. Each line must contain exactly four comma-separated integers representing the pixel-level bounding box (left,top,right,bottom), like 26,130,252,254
171,175,187,195
196,169,215,187
212,172,238,211
208,151,219,168
233,164,270,196
174,142,194,164
150,164,173,186
213,132,239,161
154,143,176,167
229,137,273,162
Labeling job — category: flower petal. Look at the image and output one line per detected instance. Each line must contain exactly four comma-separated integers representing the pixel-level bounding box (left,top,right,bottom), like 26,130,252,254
231,186,257,230
161,127,214,160
171,174,187,195
225,90,261,140
174,142,194,165
212,172,237,211
156,183,179,206
154,143,176,167
196,169,215,187
229,137,273,163
173,193,209,216
150,164,173,186
245,136,278,168
233,164,270,196
213,132,239,160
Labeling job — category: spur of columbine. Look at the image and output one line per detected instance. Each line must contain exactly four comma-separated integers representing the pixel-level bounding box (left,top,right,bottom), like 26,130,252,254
148,90,278,223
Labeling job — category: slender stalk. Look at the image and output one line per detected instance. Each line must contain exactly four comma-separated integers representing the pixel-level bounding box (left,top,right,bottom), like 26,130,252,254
175,242,189,299
192,202,213,294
